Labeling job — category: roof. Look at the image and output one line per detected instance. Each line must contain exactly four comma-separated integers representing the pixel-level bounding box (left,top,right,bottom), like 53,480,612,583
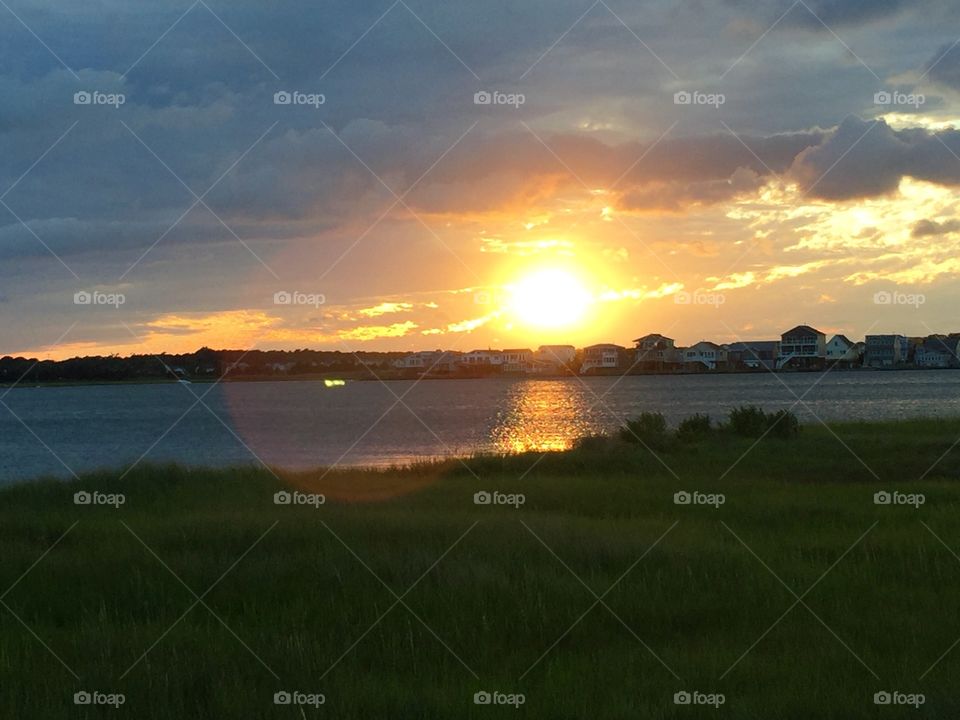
828,334,853,347
782,325,823,337
584,343,625,351
501,348,533,354
633,333,674,343
919,337,958,353
689,340,724,350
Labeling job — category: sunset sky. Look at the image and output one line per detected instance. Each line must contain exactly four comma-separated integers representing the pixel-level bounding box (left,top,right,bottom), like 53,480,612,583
4,0,960,359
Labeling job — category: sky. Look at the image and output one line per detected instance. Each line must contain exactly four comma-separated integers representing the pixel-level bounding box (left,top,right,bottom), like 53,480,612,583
4,0,960,359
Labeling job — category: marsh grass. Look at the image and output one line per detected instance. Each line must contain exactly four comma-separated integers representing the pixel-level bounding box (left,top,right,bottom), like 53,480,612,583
3,419,960,718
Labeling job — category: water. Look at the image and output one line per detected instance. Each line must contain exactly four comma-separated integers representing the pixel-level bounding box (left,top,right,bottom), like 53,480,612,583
2,371,960,482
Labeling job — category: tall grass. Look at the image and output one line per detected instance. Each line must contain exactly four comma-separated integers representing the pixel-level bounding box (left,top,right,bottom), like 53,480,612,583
2,418,960,718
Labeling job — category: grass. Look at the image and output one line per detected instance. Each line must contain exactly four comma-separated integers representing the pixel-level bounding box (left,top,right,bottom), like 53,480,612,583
3,418,960,718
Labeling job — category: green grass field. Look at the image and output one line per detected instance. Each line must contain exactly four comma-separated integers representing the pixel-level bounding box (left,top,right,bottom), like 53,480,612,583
3,418,960,718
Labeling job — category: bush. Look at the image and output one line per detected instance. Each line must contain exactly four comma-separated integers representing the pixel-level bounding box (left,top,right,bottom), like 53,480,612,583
728,406,800,440
677,413,712,442
620,412,669,449
572,434,616,453
767,409,800,439
729,406,769,438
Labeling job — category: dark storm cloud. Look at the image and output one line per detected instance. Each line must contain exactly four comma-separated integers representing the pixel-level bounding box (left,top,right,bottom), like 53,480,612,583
924,41,960,91
0,0,957,263
790,117,960,200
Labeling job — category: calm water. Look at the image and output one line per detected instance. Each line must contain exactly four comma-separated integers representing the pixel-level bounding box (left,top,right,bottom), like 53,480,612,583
2,371,960,482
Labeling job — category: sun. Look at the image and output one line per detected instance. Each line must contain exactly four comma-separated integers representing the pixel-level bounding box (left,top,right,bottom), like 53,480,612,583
507,268,592,329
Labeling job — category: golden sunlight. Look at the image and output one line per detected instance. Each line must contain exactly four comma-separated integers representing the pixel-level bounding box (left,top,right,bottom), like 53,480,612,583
506,268,593,329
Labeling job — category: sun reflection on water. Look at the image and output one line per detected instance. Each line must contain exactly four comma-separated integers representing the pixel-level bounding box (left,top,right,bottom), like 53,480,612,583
490,380,601,453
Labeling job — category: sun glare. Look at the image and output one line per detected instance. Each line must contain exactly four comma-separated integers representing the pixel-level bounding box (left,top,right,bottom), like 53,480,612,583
507,268,592,329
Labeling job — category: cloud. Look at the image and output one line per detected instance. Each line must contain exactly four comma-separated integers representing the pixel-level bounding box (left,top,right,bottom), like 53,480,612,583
790,117,960,200
924,41,960,90
337,321,418,342
357,302,414,317
912,218,960,236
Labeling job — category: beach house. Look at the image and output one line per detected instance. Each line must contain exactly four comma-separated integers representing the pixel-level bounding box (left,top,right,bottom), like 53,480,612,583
680,341,728,371
725,341,780,370
501,349,534,373
864,335,910,368
581,344,626,373
914,336,959,368
825,335,861,366
777,325,826,369
633,334,681,371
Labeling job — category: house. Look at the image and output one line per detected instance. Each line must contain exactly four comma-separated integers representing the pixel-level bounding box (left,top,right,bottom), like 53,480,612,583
394,350,443,369
535,345,576,366
266,362,296,374
680,341,728,371
777,325,826,369
529,345,576,374
825,335,861,366
914,336,959,368
864,335,910,368
725,341,780,370
501,348,534,373
581,344,626,373
394,350,462,373
462,350,504,366
633,334,681,370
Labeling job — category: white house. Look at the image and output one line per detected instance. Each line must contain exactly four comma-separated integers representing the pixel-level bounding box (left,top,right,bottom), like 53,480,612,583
915,337,959,368
825,335,860,363
501,348,534,373
394,350,442,369
535,345,576,365
394,350,462,372
680,341,728,370
462,349,504,366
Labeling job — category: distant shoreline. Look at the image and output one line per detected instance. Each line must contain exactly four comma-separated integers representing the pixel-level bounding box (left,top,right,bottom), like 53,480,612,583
3,365,958,390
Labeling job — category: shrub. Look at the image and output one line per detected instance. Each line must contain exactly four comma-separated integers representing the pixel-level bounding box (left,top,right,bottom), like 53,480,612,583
729,406,769,438
767,409,800,439
677,413,712,442
728,406,800,440
620,412,669,449
572,434,615,453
